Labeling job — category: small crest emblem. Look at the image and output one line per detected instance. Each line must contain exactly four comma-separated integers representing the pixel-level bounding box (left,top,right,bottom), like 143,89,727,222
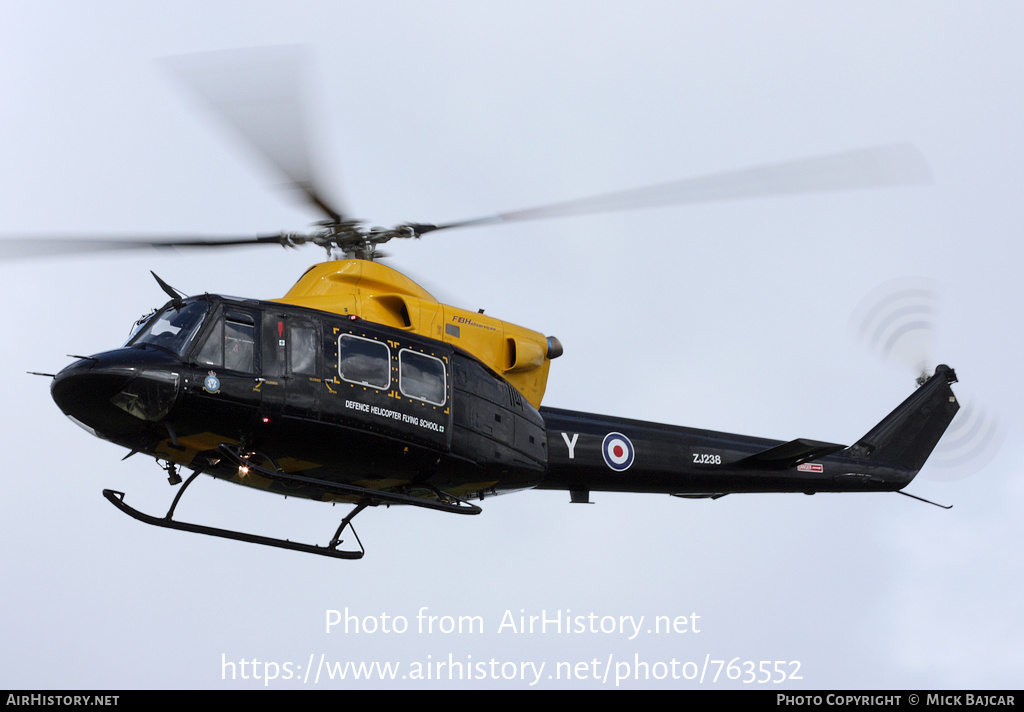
203,371,221,394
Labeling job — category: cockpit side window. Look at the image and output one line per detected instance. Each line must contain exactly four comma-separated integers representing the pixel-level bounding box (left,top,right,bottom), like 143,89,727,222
196,319,223,367
224,319,255,372
195,309,256,373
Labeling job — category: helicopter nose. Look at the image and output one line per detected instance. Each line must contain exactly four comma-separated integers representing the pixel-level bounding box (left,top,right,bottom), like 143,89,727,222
50,349,181,441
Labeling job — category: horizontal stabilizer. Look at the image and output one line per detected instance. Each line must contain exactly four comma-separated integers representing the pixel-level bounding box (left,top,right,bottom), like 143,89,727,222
734,438,846,470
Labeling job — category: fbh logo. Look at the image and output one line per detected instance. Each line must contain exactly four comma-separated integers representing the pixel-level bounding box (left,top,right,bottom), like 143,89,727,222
602,432,634,471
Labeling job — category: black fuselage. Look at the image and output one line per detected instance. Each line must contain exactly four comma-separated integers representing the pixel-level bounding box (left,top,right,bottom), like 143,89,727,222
51,295,957,506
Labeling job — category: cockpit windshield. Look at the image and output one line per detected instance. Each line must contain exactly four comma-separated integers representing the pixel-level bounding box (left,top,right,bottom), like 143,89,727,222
127,299,210,357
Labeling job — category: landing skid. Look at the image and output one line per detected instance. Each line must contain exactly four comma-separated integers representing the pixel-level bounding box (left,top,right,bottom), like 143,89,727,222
103,447,483,560
103,482,366,560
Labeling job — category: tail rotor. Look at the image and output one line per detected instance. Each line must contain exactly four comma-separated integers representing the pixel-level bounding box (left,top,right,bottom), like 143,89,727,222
851,277,1003,480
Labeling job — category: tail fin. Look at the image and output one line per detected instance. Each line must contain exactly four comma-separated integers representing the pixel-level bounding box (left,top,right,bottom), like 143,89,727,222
850,364,960,471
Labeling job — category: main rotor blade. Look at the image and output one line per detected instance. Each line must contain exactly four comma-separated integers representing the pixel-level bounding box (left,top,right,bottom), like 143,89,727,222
162,46,347,224
421,144,932,233
0,234,288,259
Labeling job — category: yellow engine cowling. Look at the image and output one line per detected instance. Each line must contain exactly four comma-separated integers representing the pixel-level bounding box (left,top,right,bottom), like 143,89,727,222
274,260,559,408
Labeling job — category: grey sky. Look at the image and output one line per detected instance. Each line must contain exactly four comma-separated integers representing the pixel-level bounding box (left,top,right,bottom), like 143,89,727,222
1,1,1021,689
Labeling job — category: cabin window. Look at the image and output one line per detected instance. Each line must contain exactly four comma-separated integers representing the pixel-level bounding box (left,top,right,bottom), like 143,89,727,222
262,317,287,378
338,334,390,389
399,349,446,406
263,317,317,378
289,324,317,376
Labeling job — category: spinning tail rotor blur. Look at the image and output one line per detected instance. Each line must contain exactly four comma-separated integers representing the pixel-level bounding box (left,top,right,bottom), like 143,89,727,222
851,278,1004,481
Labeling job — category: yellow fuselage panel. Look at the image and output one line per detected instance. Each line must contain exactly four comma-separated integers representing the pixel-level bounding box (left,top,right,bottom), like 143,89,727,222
274,260,553,407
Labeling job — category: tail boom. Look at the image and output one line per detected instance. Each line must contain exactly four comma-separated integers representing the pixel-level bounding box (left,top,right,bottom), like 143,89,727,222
537,366,960,499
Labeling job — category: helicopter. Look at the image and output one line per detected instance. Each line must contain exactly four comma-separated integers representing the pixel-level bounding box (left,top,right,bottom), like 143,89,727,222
9,49,961,560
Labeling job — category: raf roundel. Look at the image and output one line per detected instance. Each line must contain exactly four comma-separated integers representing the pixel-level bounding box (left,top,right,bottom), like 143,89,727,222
602,432,635,471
